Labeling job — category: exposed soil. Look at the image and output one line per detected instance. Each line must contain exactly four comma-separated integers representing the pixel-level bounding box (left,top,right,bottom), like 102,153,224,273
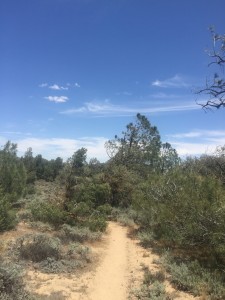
22,222,198,299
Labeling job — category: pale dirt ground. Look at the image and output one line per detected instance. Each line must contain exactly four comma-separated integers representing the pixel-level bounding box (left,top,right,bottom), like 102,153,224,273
22,222,199,300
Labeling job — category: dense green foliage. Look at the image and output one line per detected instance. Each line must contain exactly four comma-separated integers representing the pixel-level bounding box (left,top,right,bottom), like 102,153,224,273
0,142,26,231
134,169,225,259
0,142,26,200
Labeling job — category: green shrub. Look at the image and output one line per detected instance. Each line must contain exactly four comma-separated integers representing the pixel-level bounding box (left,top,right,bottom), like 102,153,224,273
58,224,101,242
143,269,165,285
137,230,155,247
68,201,93,218
0,262,32,300
71,181,111,208
25,183,36,195
16,209,33,222
67,242,91,262
161,253,225,299
110,207,137,226
38,257,79,274
35,240,92,274
116,213,135,227
87,215,107,232
29,201,66,228
132,266,168,299
18,234,61,262
133,170,225,259
97,203,113,216
0,194,17,232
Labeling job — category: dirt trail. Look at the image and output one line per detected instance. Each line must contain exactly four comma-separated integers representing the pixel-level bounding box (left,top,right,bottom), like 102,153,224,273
87,222,129,299
26,222,198,299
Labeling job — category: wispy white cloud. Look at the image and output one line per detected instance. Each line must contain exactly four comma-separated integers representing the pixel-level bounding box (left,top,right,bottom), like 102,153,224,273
14,137,108,162
74,82,81,88
168,130,225,139
168,129,225,157
171,142,217,156
39,82,80,89
0,131,32,136
150,92,185,99
60,100,198,116
45,96,69,103
49,84,68,91
39,83,48,88
152,75,189,88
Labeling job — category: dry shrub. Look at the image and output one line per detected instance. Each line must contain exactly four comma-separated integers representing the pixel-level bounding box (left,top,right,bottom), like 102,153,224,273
18,233,61,262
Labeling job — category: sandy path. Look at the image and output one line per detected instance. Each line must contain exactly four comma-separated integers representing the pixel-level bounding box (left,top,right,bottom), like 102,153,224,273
25,222,198,299
86,222,129,299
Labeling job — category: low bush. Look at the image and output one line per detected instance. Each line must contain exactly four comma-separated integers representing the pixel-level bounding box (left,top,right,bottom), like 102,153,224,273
133,267,169,300
67,242,91,262
33,292,66,300
25,183,36,195
36,242,92,274
58,224,101,243
38,257,83,274
110,207,137,226
143,268,165,285
137,230,155,247
87,214,107,232
17,209,33,222
0,262,32,300
28,221,54,232
18,234,61,262
160,253,225,299
116,213,135,227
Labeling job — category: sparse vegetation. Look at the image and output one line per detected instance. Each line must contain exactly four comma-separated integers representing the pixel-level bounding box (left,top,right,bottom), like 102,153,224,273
132,266,170,300
18,234,61,262
12,231,93,274
159,253,225,299
33,292,66,300
0,262,33,300
58,224,101,243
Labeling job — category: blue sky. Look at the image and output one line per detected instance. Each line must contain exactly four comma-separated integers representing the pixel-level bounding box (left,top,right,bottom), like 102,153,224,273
0,0,225,161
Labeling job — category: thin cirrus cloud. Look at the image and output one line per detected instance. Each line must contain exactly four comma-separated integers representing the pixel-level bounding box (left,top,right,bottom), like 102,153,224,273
0,131,32,136
49,84,68,91
45,96,69,103
60,101,198,116
168,130,225,140
152,75,189,88
39,83,48,88
39,82,80,90
168,130,225,157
